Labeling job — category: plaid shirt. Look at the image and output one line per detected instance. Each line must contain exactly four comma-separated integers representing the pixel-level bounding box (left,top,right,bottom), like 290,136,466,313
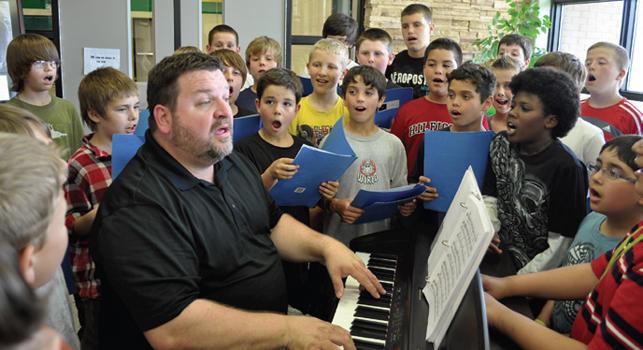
65,134,112,299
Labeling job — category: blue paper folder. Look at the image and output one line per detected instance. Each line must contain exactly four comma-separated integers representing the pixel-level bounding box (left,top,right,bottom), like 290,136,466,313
374,87,413,128
423,131,494,212
112,134,145,179
351,183,425,224
270,145,357,207
320,118,355,157
233,114,261,143
134,109,151,136
300,76,313,97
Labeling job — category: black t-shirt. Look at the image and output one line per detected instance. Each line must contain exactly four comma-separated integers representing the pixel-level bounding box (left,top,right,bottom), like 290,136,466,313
90,132,286,349
482,133,588,268
386,50,426,99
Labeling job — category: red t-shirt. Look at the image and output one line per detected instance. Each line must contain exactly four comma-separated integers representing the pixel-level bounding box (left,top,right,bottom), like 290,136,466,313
581,98,642,140
570,221,643,349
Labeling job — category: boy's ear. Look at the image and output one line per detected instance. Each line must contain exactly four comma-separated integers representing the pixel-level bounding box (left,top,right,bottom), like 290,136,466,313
341,68,348,82
387,52,395,66
255,98,261,111
205,44,212,53
153,104,172,135
429,22,436,34
17,245,36,286
616,67,627,81
87,109,103,125
544,114,559,130
378,94,386,109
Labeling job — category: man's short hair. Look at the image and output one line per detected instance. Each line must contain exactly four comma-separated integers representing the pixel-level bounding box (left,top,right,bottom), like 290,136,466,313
78,67,138,131
447,61,496,102
309,38,349,69
490,55,522,73
401,3,433,23
587,41,630,71
322,13,358,46
424,38,463,66
356,28,393,53
256,68,303,103
498,33,533,61
601,135,642,172
0,241,45,349
245,36,283,67
0,104,50,139
147,52,223,132
534,52,587,93
0,133,65,250
6,33,59,92
173,46,201,55
210,49,249,86
509,67,579,138
341,65,387,100
207,24,239,47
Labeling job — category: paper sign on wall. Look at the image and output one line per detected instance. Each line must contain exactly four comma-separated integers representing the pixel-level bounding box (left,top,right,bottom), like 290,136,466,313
83,48,120,74
0,75,9,101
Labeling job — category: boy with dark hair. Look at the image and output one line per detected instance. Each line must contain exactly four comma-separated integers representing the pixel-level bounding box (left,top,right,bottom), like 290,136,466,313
483,67,588,273
497,33,533,69
324,65,414,245
322,13,358,49
235,67,338,314
206,24,240,53
66,66,139,349
5,33,84,160
237,36,282,113
582,41,642,140
386,3,435,98
391,38,463,174
489,55,522,132
535,51,605,170
355,28,398,88
484,138,643,349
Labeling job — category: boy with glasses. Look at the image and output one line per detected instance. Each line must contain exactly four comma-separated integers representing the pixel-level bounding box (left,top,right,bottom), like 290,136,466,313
6,33,83,160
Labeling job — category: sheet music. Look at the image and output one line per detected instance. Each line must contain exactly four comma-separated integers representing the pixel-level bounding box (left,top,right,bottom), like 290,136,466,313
422,167,494,348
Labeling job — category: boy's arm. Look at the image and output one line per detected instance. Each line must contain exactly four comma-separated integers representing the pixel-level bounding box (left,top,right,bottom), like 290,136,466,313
330,198,364,224
67,102,84,157
72,206,99,236
485,293,587,350
536,300,555,327
483,263,597,300
65,160,97,236
260,158,298,190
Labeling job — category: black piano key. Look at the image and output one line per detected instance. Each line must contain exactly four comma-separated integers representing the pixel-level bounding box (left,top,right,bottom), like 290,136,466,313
380,282,394,293
355,305,390,321
353,338,385,350
370,253,398,261
369,267,395,281
351,319,388,340
358,295,392,308
360,289,392,300
367,258,397,269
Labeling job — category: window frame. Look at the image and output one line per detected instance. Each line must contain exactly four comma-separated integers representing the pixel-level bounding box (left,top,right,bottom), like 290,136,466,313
548,0,642,101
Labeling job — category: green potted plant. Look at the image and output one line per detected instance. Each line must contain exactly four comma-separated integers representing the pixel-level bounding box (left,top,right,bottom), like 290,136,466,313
473,0,551,65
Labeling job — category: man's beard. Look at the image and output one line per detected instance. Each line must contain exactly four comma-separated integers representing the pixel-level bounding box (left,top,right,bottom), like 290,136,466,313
170,114,233,165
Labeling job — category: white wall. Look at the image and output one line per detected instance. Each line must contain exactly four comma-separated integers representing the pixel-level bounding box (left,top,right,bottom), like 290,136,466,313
223,0,286,59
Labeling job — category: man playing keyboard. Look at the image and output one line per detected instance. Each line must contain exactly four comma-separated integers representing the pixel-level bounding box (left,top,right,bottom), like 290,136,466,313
89,52,385,350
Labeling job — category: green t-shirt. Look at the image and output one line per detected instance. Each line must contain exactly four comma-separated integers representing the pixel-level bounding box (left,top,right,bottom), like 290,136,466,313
7,96,84,160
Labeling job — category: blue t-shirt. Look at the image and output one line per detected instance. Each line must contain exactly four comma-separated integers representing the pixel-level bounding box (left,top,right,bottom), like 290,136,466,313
237,87,257,114
551,212,622,333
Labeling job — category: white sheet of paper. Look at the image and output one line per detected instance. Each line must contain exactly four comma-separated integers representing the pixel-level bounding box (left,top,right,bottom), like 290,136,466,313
83,47,120,75
0,75,9,101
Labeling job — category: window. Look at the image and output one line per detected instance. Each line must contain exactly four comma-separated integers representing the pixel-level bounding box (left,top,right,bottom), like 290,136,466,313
550,0,642,99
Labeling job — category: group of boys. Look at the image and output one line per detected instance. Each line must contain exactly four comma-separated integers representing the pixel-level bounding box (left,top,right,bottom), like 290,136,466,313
1,2,642,350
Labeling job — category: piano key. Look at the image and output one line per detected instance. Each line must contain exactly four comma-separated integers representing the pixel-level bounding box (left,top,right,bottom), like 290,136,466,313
353,337,385,350
367,258,397,269
351,322,387,340
352,335,386,348
355,305,390,321
352,318,389,334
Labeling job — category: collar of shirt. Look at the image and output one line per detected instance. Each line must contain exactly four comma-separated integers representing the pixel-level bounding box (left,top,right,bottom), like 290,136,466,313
83,134,111,160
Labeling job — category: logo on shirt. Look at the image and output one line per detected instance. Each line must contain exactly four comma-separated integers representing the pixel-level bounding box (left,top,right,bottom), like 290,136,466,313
46,123,68,139
299,124,332,147
408,121,451,137
357,159,378,184
391,72,425,86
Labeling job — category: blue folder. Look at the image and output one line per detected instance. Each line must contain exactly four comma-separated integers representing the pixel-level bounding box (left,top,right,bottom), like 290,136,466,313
300,76,314,97
374,87,413,128
351,183,425,224
233,114,261,143
112,134,145,179
423,131,494,212
135,108,150,136
320,118,355,157
270,145,357,207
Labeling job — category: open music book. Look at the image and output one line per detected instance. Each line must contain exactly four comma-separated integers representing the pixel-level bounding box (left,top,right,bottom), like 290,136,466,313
422,167,495,348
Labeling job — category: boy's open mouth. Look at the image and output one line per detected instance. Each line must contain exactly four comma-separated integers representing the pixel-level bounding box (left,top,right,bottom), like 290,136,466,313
589,188,601,200
450,110,462,117
495,98,509,106
432,78,445,83
229,86,234,95
355,106,367,112
407,36,417,42
587,74,597,82
507,121,517,130
271,120,282,129
44,75,54,82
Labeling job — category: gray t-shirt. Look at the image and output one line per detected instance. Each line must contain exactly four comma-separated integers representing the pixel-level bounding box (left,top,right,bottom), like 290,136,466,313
323,128,407,246
551,212,622,333
36,268,80,349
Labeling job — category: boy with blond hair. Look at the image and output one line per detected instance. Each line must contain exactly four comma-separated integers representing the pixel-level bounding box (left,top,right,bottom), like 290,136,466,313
323,65,413,246
289,38,350,146
237,36,282,113
355,28,399,89
582,41,642,140
66,67,139,349
387,3,435,98
5,33,84,160
0,132,78,349
488,55,522,133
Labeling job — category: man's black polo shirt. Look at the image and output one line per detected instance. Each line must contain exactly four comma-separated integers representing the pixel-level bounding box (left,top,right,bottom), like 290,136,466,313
90,132,287,349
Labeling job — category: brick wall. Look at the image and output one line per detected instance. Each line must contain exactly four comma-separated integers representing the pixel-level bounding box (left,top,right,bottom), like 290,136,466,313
364,0,509,60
